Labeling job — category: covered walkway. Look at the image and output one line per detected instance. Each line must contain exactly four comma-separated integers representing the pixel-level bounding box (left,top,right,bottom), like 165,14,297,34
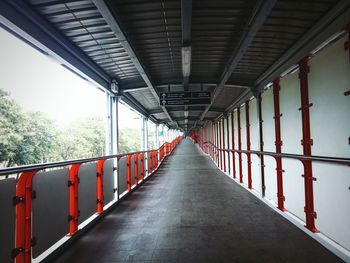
52,139,341,263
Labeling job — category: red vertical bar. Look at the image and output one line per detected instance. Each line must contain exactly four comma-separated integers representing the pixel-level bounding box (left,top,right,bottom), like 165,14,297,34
14,171,37,263
134,153,139,186
127,155,132,190
245,101,252,189
222,118,226,172
237,107,243,183
219,121,223,170
141,153,145,180
150,152,153,174
69,164,81,235
299,57,318,232
216,123,219,165
97,160,105,214
273,78,286,211
231,111,236,178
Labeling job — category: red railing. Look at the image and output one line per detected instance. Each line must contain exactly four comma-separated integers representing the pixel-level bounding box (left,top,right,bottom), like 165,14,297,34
0,136,182,263
196,139,350,234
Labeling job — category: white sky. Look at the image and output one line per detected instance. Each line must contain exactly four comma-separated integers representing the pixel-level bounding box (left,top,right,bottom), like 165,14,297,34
0,27,140,129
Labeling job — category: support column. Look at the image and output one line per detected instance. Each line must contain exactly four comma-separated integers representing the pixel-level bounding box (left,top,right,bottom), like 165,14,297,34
299,57,318,233
245,101,252,189
237,107,243,183
256,92,265,197
231,111,236,179
273,78,285,211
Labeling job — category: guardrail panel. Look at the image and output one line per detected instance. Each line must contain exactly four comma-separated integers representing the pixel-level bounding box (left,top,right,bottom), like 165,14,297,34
32,168,69,258
78,163,97,223
0,178,16,263
118,156,127,194
103,159,115,206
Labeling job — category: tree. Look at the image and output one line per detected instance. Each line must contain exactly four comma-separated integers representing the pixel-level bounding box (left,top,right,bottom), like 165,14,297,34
58,117,106,160
119,128,140,153
0,90,59,166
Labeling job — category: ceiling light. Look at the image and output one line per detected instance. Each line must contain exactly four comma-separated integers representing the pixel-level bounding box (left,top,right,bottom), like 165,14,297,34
181,46,192,77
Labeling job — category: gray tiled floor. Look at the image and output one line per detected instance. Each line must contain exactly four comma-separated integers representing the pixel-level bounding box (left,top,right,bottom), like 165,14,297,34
52,139,343,263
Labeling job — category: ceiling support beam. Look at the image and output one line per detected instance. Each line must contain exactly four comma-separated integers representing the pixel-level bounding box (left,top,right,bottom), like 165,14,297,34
254,0,350,90
92,0,178,128
198,0,276,122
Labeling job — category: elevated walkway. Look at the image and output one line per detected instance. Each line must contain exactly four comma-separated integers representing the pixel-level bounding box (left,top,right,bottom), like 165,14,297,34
52,139,342,263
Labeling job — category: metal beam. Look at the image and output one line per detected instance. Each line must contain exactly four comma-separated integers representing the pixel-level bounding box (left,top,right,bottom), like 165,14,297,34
149,106,225,115
255,0,350,90
198,0,276,121
0,0,111,89
92,0,177,128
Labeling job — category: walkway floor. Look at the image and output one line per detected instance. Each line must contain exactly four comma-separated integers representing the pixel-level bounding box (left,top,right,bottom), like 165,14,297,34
52,139,343,263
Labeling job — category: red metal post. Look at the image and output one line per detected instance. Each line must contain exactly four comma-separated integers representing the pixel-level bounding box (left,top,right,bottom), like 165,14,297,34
134,153,139,186
299,57,318,233
219,121,223,170
14,171,37,263
222,118,226,172
97,160,106,214
127,155,132,190
245,101,252,189
69,164,81,235
237,107,243,183
140,153,145,180
231,111,236,178
273,78,286,211
216,123,219,165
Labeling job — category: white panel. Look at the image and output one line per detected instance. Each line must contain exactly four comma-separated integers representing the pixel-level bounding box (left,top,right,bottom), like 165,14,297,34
32,169,69,258
309,36,350,250
78,162,97,223
240,106,248,186
103,159,115,206
250,99,261,192
118,156,128,193
279,70,305,220
261,88,277,204
0,178,16,263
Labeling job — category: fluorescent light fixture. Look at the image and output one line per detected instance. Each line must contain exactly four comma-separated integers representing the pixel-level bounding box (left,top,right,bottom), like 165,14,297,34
181,46,192,77
185,118,188,124
184,111,189,118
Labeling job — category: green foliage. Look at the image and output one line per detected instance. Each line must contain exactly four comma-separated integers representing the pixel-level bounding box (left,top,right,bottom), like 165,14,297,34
118,128,140,153
58,117,106,160
0,89,106,167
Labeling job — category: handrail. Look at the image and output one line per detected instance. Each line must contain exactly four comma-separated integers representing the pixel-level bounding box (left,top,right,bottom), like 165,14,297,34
0,142,176,176
0,136,183,263
201,141,350,166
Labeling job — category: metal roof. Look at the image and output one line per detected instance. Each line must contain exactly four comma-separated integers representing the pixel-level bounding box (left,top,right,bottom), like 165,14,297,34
1,0,349,131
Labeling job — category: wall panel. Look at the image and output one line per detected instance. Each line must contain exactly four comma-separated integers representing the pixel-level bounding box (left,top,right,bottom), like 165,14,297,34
279,70,305,221
249,98,261,192
309,36,350,250
0,178,16,263
261,88,277,204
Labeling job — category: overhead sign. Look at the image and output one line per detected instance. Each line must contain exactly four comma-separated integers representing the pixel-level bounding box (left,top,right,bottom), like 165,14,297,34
159,92,211,106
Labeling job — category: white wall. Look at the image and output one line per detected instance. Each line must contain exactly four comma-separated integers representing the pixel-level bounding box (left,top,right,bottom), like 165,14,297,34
308,36,350,250
249,98,261,192
279,71,305,221
261,88,278,204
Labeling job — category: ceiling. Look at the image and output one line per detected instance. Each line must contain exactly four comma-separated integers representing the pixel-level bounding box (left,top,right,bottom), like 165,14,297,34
2,0,349,131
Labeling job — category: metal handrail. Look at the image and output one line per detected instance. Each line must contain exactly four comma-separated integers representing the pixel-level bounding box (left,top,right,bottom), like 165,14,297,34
201,141,350,166
0,142,174,176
